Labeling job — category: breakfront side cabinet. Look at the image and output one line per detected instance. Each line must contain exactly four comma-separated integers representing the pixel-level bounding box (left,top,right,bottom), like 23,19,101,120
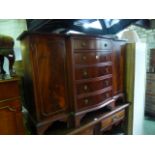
18,32,128,134
18,33,69,134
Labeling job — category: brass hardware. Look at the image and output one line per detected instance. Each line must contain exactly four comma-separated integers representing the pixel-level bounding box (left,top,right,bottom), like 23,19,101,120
83,70,88,76
96,55,99,59
84,99,89,104
82,56,87,60
83,85,88,91
81,42,86,47
0,106,16,112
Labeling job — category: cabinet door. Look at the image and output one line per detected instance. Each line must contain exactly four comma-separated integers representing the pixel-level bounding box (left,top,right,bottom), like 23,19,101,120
33,37,67,119
0,99,24,135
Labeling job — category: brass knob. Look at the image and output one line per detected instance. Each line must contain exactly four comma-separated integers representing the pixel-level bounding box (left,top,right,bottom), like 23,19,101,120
96,55,99,59
81,42,86,47
82,55,87,60
83,85,88,91
84,99,89,104
83,70,88,76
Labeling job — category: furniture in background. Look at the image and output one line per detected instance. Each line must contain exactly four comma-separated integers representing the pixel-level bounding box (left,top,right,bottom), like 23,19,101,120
145,49,155,117
18,32,129,135
0,78,25,134
145,73,155,116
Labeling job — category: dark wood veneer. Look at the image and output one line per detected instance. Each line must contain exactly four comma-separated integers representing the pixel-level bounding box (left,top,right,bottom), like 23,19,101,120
18,32,127,134
0,78,25,135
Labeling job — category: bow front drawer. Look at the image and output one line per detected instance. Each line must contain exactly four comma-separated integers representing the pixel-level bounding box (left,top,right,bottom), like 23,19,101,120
73,38,112,50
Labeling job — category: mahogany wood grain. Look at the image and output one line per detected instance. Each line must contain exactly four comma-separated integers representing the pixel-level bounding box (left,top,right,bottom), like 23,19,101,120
0,78,25,135
18,32,127,134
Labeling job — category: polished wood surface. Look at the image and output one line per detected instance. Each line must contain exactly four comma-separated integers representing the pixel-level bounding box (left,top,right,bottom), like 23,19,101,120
73,38,112,50
66,35,126,127
19,34,69,134
76,76,112,95
74,51,112,65
18,32,128,134
112,40,126,95
68,104,129,135
0,78,25,135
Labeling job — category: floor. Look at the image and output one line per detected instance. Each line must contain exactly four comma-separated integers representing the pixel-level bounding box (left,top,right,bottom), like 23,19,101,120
142,115,155,135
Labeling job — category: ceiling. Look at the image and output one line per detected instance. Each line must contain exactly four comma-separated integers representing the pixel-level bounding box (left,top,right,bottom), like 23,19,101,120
26,19,152,36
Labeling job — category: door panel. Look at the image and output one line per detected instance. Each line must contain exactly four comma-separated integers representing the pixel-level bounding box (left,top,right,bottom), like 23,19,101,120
34,37,67,118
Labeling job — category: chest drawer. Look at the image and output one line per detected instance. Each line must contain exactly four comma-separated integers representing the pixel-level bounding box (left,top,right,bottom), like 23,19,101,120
75,126,94,135
73,38,112,50
100,110,125,131
0,80,20,100
75,65,112,80
76,89,112,110
74,52,112,65
76,77,112,95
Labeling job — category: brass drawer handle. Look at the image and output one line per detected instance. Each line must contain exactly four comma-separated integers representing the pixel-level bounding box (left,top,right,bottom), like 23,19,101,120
82,56,87,60
84,99,89,104
83,70,88,76
83,85,88,91
0,106,16,112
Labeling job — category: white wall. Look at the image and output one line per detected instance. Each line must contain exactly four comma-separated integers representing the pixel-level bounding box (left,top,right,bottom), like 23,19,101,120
0,19,27,74
133,43,147,134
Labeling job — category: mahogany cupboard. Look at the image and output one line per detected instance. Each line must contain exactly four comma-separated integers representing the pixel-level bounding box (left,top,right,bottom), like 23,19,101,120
18,32,128,134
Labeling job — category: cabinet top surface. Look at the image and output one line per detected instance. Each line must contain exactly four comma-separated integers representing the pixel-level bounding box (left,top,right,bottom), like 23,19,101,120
0,77,20,83
17,31,127,42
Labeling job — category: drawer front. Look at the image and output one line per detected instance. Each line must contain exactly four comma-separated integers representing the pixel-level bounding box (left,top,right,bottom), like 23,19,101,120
74,52,112,65
76,127,94,135
0,81,19,100
100,110,125,130
0,99,21,112
76,77,112,95
75,65,112,80
73,38,112,50
76,90,112,110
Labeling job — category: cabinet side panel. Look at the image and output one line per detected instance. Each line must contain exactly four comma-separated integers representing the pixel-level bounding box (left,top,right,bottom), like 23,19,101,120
32,36,68,119
20,37,37,120
112,41,126,96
